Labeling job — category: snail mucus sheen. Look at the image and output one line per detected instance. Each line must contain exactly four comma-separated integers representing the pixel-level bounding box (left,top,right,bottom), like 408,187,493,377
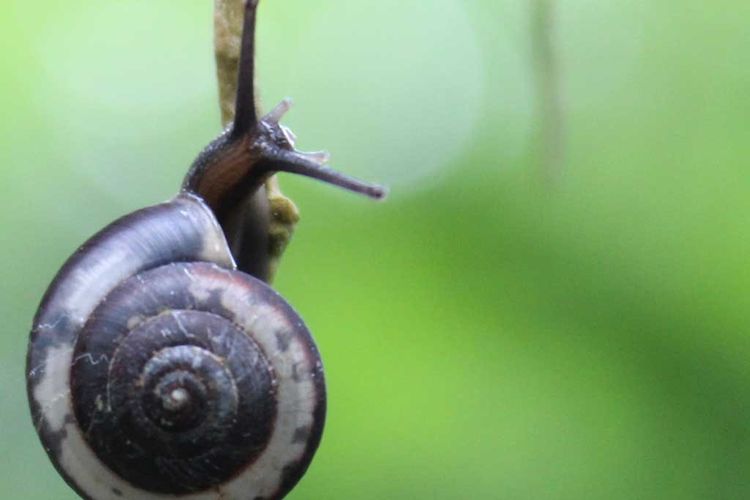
25,1,386,499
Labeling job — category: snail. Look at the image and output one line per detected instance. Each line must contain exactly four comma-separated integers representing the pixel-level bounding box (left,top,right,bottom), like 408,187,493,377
25,1,385,499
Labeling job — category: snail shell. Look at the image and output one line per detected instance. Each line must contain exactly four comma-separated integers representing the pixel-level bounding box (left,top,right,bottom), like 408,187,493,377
27,195,325,499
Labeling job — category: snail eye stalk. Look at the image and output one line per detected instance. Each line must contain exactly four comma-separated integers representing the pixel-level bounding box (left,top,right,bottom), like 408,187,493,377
231,0,261,137
256,100,388,200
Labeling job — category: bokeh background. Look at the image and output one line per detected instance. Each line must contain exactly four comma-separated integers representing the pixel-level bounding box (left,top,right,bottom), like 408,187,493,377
2,0,749,498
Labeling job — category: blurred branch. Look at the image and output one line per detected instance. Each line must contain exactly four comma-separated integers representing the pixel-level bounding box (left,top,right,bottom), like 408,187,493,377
531,0,566,185
214,0,299,280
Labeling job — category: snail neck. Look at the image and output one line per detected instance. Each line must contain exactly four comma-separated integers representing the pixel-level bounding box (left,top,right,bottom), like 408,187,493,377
181,126,273,281
182,128,270,217
181,101,386,282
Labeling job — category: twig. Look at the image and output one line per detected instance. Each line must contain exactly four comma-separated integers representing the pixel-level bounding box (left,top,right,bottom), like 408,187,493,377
214,0,300,280
531,0,565,185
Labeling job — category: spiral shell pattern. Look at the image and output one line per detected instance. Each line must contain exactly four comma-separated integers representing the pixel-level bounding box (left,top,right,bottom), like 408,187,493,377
27,194,326,500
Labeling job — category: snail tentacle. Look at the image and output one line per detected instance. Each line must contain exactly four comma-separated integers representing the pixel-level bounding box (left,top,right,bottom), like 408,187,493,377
232,0,261,136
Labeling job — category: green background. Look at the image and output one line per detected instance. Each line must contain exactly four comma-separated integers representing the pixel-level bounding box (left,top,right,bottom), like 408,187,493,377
2,1,749,498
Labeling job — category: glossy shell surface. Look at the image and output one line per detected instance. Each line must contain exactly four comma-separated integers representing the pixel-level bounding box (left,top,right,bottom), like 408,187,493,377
26,194,326,500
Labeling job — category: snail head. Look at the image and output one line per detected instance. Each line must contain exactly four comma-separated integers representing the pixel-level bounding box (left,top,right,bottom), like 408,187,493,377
184,0,386,211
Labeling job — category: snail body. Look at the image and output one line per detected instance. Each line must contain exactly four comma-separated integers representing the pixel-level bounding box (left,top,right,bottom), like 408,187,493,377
26,2,385,499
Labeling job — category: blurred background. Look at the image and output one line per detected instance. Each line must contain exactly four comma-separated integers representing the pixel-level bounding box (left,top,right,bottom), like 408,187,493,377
2,0,749,498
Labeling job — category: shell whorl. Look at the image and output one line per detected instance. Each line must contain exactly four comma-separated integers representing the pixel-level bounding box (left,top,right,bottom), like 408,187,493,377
26,194,326,500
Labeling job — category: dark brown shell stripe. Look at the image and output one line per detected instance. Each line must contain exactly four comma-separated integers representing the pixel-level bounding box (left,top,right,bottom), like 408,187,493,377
26,195,326,499
71,266,278,494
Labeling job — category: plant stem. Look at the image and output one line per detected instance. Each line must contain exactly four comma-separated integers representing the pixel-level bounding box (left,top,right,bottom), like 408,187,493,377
213,0,300,281
531,0,565,185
